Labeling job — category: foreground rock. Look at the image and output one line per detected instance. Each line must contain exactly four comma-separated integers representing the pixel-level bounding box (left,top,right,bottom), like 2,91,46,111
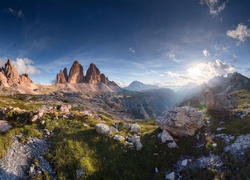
203,89,239,111
0,120,12,132
95,124,111,134
156,106,204,137
0,136,55,179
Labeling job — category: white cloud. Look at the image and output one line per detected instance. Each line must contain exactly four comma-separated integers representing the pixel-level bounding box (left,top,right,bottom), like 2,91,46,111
227,24,250,45
13,58,42,75
203,49,210,57
159,74,164,77
129,47,135,53
187,59,235,83
0,57,42,75
200,0,228,16
7,8,23,18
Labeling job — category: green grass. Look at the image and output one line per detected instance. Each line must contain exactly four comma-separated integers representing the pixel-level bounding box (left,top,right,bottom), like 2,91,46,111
42,114,213,179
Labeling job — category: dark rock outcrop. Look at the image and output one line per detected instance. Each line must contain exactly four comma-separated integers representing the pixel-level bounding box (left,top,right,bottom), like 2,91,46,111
68,61,84,84
100,73,109,84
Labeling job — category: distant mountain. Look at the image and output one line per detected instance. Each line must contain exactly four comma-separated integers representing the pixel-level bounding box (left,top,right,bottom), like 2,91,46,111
124,81,159,91
178,72,250,107
55,61,121,93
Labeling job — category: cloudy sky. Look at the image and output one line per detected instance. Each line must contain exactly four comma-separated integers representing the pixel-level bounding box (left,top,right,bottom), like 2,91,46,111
0,0,250,88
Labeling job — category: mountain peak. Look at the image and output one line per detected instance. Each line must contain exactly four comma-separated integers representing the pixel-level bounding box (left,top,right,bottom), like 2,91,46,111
125,81,159,91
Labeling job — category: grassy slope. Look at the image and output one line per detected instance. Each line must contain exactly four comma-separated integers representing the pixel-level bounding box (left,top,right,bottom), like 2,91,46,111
0,90,250,179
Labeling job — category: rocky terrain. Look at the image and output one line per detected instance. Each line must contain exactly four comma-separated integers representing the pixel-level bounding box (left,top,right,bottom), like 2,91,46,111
0,60,249,179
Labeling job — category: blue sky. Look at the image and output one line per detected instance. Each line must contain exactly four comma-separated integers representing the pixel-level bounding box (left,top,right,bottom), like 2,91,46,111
0,0,250,88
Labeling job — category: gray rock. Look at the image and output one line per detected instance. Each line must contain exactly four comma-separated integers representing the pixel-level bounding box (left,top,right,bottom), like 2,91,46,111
113,135,125,142
165,172,175,180
130,123,141,133
181,159,188,166
110,126,119,133
161,130,174,143
95,124,110,134
156,106,204,137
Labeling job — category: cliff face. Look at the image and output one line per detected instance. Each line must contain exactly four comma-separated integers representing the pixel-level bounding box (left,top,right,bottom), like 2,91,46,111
55,61,116,86
0,60,33,87
68,61,85,84
85,63,101,84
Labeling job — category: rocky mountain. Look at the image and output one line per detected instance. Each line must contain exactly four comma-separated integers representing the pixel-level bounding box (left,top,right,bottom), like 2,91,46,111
178,72,250,111
124,81,159,91
55,61,120,93
0,60,38,94
68,61,85,83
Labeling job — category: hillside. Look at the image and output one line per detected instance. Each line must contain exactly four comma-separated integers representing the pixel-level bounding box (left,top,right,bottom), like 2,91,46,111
0,70,250,179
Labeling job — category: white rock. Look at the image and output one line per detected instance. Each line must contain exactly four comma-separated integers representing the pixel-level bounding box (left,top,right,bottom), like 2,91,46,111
165,172,175,180
181,159,188,166
130,123,141,133
161,130,174,143
167,141,178,148
155,167,159,173
95,124,110,134
114,135,125,142
212,143,217,147
30,115,39,122
134,139,143,151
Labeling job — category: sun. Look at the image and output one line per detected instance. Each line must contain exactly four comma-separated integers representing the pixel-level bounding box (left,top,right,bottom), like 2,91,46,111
187,66,203,76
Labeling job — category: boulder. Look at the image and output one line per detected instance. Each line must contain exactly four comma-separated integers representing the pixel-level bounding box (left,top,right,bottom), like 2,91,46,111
0,120,12,132
114,135,125,142
95,124,110,134
161,130,174,143
110,126,119,133
203,89,239,111
128,134,143,151
156,106,204,137
165,172,175,180
130,123,141,133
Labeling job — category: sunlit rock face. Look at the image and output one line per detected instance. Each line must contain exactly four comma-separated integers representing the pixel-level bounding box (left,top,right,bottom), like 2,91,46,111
4,60,19,86
156,106,204,137
203,89,239,111
68,61,85,84
85,63,101,85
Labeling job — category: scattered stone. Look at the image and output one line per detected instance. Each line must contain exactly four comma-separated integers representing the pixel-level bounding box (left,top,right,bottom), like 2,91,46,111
156,106,204,137
127,135,143,151
110,126,119,133
113,135,125,142
130,123,141,133
167,141,178,148
216,127,225,131
212,143,217,147
224,134,250,157
41,120,45,125
30,115,39,122
95,124,110,134
59,104,71,113
161,130,174,143
155,167,159,173
165,172,175,180
181,159,188,166
76,168,85,179
0,120,12,132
